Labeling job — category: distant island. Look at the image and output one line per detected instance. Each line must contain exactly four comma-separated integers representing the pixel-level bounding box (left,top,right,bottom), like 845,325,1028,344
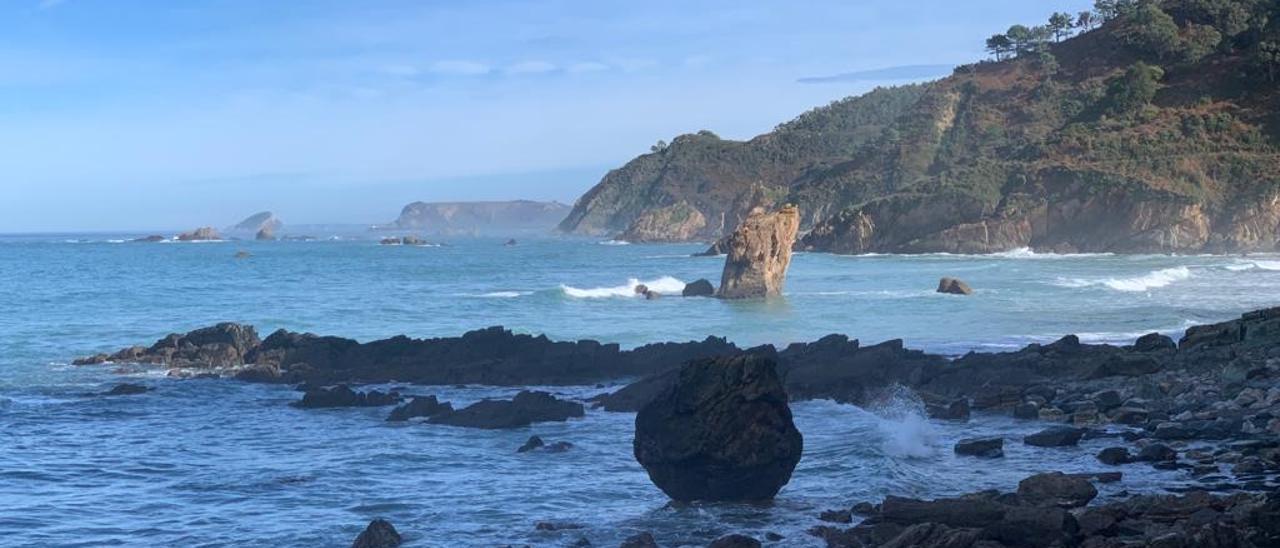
560,1,1280,254
383,200,570,236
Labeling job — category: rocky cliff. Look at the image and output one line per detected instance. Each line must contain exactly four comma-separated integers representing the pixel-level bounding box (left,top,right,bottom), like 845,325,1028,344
229,211,282,235
390,200,570,236
562,1,1280,253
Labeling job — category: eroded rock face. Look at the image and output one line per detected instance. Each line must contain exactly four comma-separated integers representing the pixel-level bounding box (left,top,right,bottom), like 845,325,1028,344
633,353,803,502
716,205,800,299
177,227,221,241
936,277,972,295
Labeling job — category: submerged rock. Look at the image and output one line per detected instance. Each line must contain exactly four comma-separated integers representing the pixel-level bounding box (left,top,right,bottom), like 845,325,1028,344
1024,426,1086,447
429,391,584,429
351,518,401,548
681,278,715,297
954,437,1003,458
936,277,973,295
716,205,800,299
103,383,150,396
708,534,761,548
619,532,658,548
133,235,166,242
386,395,452,422
633,353,803,502
291,385,401,409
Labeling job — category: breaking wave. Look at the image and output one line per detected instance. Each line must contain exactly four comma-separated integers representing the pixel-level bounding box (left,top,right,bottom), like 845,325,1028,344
1055,266,1192,292
560,276,686,298
1225,260,1280,272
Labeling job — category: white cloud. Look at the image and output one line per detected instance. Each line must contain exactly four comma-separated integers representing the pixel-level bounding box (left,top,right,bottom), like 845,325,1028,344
505,61,557,74
566,61,610,74
428,60,490,76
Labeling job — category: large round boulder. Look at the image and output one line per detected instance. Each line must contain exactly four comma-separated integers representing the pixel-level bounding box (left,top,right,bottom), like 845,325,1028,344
633,353,802,502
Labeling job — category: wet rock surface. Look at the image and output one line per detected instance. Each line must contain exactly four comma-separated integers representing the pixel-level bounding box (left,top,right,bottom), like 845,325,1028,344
385,395,453,422
429,391,584,429
351,518,401,548
291,385,401,409
633,353,803,502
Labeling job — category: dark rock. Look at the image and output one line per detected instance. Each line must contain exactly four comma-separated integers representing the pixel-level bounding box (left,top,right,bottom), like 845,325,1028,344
879,495,1006,528
1097,447,1133,465
1016,472,1098,508
386,396,452,422
518,435,545,453
1092,354,1163,377
981,504,1075,548
1110,406,1149,425
707,534,760,548
177,227,221,241
620,532,658,548
1136,443,1178,463
1133,333,1176,352
504,239,518,246
232,363,281,383
682,279,715,297
883,522,979,548
1024,426,1086,447
954,437,1004,458
133,235,166,242
763,532,783,542
1013,402,1040,419
1092,389,1124,411
291,385,401,409
819,509,853,523
534,521,583,531
430,391,584,429
927,398,970,421
103,383,150,396
633,354,802,502
936,277,973,295
544,441,573,452
351,519,401,548
851,501,876,515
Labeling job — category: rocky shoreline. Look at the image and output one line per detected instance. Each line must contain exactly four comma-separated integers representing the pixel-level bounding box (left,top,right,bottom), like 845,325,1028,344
72,307,1280,546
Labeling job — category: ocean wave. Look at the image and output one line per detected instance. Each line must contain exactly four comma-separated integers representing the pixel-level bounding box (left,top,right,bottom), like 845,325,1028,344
1225,260,1280,272
560,276,686,298
596,240,631,246
1054,266,1191,292
463,291,529,298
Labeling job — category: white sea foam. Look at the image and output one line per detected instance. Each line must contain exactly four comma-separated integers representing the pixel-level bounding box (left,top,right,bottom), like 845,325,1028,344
560,276,686,298
596,240,631,246
866,385,937,459
1225,260,1280,272
468,291,528,298
1055,266,1192,292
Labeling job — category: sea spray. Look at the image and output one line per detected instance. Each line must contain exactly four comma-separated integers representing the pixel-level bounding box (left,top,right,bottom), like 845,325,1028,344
1055,266,1192,292
864,384,938,459
560,276,686,298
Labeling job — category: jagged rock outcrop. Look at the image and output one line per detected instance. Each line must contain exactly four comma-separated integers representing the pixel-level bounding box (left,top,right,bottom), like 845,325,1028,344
230,211,282,236
389,200,569,236
633,354,803,502
716,205,800,299
681,279,715,297
385,395,453,421
291,385,401,408
351,519,401,548
177,227,221,241
936,277,972,295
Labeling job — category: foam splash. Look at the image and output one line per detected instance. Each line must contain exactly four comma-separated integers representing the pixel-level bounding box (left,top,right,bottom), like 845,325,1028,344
596,240,631,246
560,276,686,298
1226,260,1280,272
865,385,937,459
1055,266,1192,292
470,291,528,298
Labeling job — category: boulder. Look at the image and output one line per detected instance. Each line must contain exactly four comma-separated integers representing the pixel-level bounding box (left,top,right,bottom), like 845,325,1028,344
517,435,545,453
232,363,282,383
620,532,658,548
927,398,970,421
879,495,1007,528
177,227,221,241
1135,443,1177,463
634,284,659,300
429,391,584,429
954,437,1004,458
386,396,452,422
682,278,715,297
633,354,803,501
103,383,150,396
708,534,761,548
1097,447,1133,465
1016,472,1098,508
351,519,401,548
936,277,973,295
716,205,800,299
1024,426,1086,447
291,385,401,408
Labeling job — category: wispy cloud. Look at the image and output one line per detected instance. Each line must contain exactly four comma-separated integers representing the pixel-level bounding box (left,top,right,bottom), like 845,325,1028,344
428,60,490,76
797,64,954,84
505,60,557,75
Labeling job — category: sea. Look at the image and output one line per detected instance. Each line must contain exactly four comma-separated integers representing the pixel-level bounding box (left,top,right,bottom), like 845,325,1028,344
1,233,1276,547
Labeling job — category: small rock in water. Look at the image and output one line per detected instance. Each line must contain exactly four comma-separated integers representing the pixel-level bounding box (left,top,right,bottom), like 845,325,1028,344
386,395,452,422
1097,446,1133,465
504,238,517,246
291,385,401,408
1017,472,1098,508
534,521,583,531
954,437,1004,458
936,276,973,295
681,278,715,297
1024,426,1086,447
708,534,761,548
819,508,853,523
234,250,251,259
103,383,150,396
620,532,658,548
351,518,401,548
429,390,584,429
927,398,970,421
517,435,545,453
1135,443,1177,463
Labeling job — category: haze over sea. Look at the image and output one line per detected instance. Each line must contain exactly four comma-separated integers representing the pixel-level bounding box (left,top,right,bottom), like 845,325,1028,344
1,234,1276,546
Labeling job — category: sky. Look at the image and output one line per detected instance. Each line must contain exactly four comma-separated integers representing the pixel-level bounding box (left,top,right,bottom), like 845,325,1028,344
0,0,1091,232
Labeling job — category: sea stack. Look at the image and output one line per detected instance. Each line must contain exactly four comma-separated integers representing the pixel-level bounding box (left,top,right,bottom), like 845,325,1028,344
716,205,800,300
633,353,803,502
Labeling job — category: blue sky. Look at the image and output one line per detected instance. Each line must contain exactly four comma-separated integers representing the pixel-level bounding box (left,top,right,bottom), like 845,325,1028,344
0,0,1091,232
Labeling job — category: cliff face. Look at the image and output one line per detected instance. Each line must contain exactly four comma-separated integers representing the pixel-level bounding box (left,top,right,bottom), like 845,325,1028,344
717,205,800,300
391,200,570,235
562,1,1280,253
229,211,282,235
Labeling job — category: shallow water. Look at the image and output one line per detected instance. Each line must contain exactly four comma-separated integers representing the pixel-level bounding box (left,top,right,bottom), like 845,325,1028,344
1,234,1276,546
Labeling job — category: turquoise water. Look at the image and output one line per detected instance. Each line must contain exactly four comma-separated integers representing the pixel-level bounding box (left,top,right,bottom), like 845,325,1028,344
1,234,1275,546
